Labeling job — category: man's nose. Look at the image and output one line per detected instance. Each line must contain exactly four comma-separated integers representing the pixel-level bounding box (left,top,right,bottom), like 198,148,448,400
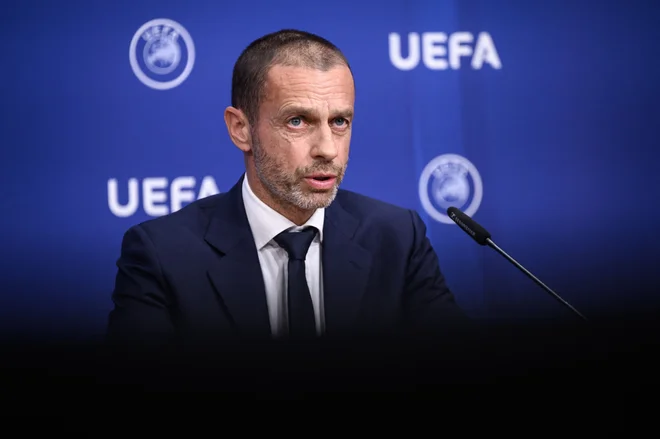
312,125,339,161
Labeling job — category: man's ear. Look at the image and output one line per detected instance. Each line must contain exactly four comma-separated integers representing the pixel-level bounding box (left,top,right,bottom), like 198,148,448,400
224,106,252,153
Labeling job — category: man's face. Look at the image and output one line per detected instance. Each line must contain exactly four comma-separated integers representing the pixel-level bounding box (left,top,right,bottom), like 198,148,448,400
250,63,354,211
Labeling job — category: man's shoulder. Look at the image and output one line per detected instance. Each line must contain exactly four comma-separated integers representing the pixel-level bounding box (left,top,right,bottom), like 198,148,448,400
129,191,227,238
332,189,428,252
334,188,417,225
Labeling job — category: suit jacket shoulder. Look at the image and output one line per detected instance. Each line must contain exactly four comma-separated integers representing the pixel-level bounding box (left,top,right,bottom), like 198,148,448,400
332,188,427,249
131,192,225,238
334,188,416,221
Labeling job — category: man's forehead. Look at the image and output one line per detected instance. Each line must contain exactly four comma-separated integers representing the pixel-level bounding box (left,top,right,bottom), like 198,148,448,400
261,68,353,116
264,64,354,95
266,63,351,79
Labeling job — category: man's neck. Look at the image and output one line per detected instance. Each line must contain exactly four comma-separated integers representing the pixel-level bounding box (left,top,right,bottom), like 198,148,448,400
245,171,314,226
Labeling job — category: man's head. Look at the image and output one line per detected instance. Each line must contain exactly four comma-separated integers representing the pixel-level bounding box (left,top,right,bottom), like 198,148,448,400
224,29,354,224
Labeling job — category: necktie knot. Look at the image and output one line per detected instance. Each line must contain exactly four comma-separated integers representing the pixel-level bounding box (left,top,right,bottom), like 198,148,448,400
274,227,318,261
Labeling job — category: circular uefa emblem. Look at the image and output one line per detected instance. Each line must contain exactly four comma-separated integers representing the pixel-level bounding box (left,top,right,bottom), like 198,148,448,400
129,18,195,90
418,153,483,224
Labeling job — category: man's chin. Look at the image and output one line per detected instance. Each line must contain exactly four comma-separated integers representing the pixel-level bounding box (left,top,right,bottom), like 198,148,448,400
297,188,338,210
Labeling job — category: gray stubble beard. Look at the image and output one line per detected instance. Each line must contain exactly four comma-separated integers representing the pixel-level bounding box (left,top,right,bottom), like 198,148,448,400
252,135,346,212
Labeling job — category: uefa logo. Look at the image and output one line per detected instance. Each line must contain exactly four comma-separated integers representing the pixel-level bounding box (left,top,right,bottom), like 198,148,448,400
418,153,483,224
129,18,195,90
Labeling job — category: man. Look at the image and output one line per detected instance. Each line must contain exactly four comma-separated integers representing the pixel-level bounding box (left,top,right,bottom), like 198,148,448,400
107,29,468,347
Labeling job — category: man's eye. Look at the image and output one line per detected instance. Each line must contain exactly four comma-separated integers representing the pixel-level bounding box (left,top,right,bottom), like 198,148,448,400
288,117,302,126
334,117,346,126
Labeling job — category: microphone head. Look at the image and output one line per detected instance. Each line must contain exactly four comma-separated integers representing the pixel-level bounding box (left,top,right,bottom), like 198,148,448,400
447,207,491,245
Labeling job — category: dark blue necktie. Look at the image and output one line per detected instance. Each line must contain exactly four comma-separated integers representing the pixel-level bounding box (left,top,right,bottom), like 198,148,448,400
274,227,318,338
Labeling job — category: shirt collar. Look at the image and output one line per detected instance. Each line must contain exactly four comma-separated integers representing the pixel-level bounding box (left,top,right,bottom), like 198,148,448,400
242,174,325,250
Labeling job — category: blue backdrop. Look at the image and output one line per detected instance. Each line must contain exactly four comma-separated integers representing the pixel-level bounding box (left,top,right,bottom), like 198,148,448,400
2,0,659,340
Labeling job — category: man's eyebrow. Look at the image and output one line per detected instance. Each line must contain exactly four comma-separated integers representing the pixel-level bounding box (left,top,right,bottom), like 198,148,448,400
278,105,314,117
278,106,354,118
333,108,354,118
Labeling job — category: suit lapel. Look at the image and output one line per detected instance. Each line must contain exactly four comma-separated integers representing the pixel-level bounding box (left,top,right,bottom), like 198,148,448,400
322,200,373,336
202,177,373,338
203,176,271,337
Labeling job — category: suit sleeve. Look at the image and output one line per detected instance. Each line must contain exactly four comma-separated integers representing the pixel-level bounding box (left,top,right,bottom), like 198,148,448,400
403,209,472,334
107,224,175,347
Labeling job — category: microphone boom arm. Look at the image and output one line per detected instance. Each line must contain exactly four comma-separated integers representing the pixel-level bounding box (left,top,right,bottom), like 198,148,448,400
486,238,588,322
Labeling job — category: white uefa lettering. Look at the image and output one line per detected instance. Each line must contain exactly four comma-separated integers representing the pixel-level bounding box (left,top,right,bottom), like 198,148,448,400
142,177,168,216
170,176,196,212
107,178,139,218
107,176,221,217
388,32,502,71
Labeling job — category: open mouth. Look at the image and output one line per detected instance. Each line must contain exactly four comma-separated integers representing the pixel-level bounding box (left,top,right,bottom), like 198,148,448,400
304,175,337,189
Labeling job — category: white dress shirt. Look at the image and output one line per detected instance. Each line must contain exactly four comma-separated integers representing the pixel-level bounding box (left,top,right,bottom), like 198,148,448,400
241,175,325,337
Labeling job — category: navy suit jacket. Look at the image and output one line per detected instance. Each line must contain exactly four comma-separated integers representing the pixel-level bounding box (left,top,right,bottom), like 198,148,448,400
107,175,468,346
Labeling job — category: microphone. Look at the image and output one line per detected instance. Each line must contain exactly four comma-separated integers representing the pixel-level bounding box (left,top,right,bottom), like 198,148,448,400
447,207,587,322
